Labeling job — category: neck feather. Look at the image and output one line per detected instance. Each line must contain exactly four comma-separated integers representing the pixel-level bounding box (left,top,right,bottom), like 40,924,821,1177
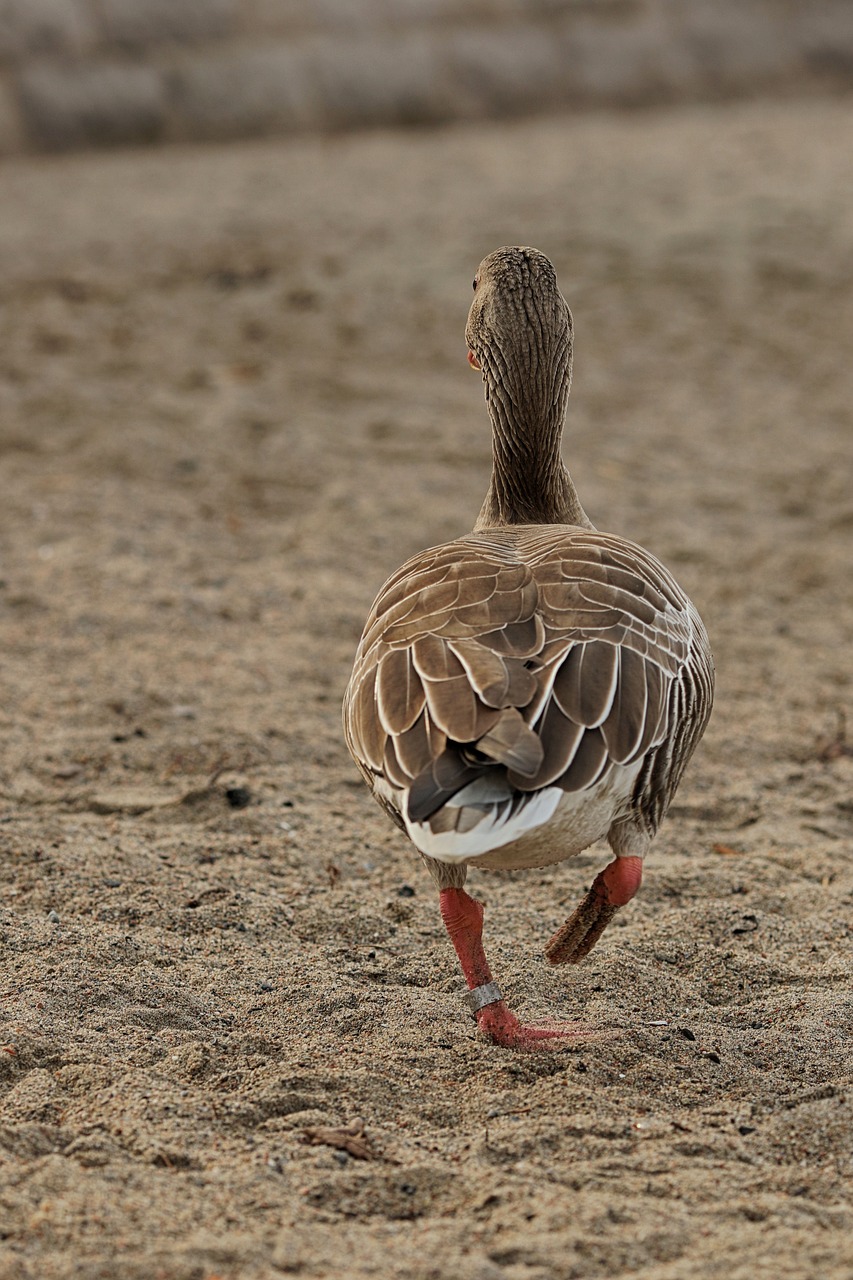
473,371,593,531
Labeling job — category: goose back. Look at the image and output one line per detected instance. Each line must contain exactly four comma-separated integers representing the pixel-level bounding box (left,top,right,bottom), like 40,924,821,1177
344,524,713,862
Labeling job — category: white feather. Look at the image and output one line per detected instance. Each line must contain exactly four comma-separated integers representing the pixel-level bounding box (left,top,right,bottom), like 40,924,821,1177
372,754,648,871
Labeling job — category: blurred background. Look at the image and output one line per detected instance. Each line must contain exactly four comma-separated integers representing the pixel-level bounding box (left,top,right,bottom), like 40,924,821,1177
0,0,852,152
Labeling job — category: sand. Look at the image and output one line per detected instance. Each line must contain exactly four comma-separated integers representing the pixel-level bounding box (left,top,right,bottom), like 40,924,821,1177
0,97,851,1279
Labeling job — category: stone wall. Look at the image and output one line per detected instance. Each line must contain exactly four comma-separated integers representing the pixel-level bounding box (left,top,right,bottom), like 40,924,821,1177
0,0,851,153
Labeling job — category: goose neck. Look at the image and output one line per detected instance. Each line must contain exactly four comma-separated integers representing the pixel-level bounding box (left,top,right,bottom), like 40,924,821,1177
474,380,592,530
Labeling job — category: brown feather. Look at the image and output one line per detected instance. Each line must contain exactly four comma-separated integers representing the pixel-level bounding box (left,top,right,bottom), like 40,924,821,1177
353,665,385,770
448,638,510,707
421,674,500,741
383,607,455,646
394,711,446,778
551,640,619,728
509,700,584,789
376,648,425,734
476,707,544,777
407,749,482,823
632,659,667,760
578,577,660,627
601,647,648,764
479,615,545,657
377,561,451,608
411,635,466,681
558,725,610,791
382,737,411,789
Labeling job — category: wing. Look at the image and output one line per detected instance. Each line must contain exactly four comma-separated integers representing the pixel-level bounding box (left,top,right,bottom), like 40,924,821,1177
343,526,713,855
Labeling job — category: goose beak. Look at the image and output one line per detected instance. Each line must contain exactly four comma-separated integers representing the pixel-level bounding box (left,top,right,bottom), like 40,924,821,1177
467,349,481,371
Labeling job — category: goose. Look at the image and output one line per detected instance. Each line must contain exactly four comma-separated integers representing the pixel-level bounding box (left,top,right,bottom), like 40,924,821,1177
343,246,714,1049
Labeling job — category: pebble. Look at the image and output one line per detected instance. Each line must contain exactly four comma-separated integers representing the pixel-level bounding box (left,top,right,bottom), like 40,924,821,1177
54,763,84,779
225,786,252,809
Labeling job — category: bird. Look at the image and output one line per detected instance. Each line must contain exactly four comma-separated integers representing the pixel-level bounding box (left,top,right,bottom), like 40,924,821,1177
343,246,714,1049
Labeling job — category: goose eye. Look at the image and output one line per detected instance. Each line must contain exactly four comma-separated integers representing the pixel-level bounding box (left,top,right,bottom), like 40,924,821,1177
472,278,478,291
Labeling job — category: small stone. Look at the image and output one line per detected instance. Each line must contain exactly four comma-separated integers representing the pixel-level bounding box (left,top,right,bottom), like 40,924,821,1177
397,884,415,897
171,704,197,719
53,763,84,780
225,786,252,809
47,910,60,923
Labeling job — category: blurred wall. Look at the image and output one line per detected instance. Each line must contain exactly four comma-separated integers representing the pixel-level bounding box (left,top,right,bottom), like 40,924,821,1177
1,0,852,153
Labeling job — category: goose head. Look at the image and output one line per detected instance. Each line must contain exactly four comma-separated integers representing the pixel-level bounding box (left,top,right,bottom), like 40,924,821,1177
466,246,573,437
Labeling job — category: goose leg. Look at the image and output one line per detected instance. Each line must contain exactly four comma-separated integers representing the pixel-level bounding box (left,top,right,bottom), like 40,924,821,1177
439,888,594,1050
544,855,643,965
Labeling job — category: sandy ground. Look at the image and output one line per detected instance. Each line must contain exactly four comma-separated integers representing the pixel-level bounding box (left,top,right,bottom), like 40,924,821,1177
0,97,851,1279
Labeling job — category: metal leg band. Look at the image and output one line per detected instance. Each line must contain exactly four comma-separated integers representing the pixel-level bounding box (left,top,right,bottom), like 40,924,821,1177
464,981,503,1014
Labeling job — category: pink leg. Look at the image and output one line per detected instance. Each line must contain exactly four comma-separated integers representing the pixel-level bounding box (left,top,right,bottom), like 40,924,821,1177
544,856,643,965
439,888,598,1050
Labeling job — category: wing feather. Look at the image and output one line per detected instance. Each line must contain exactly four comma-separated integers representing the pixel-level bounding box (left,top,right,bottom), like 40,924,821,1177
479,616,545,657
421,674,501,740
350,665,385,771
448,637,510,706
508,700,585,789
411,634,466,681
394,710,446,777
376,647,425,734
600,646,648,764
551,640,619,728
476,707,544,777
558,725,610,791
